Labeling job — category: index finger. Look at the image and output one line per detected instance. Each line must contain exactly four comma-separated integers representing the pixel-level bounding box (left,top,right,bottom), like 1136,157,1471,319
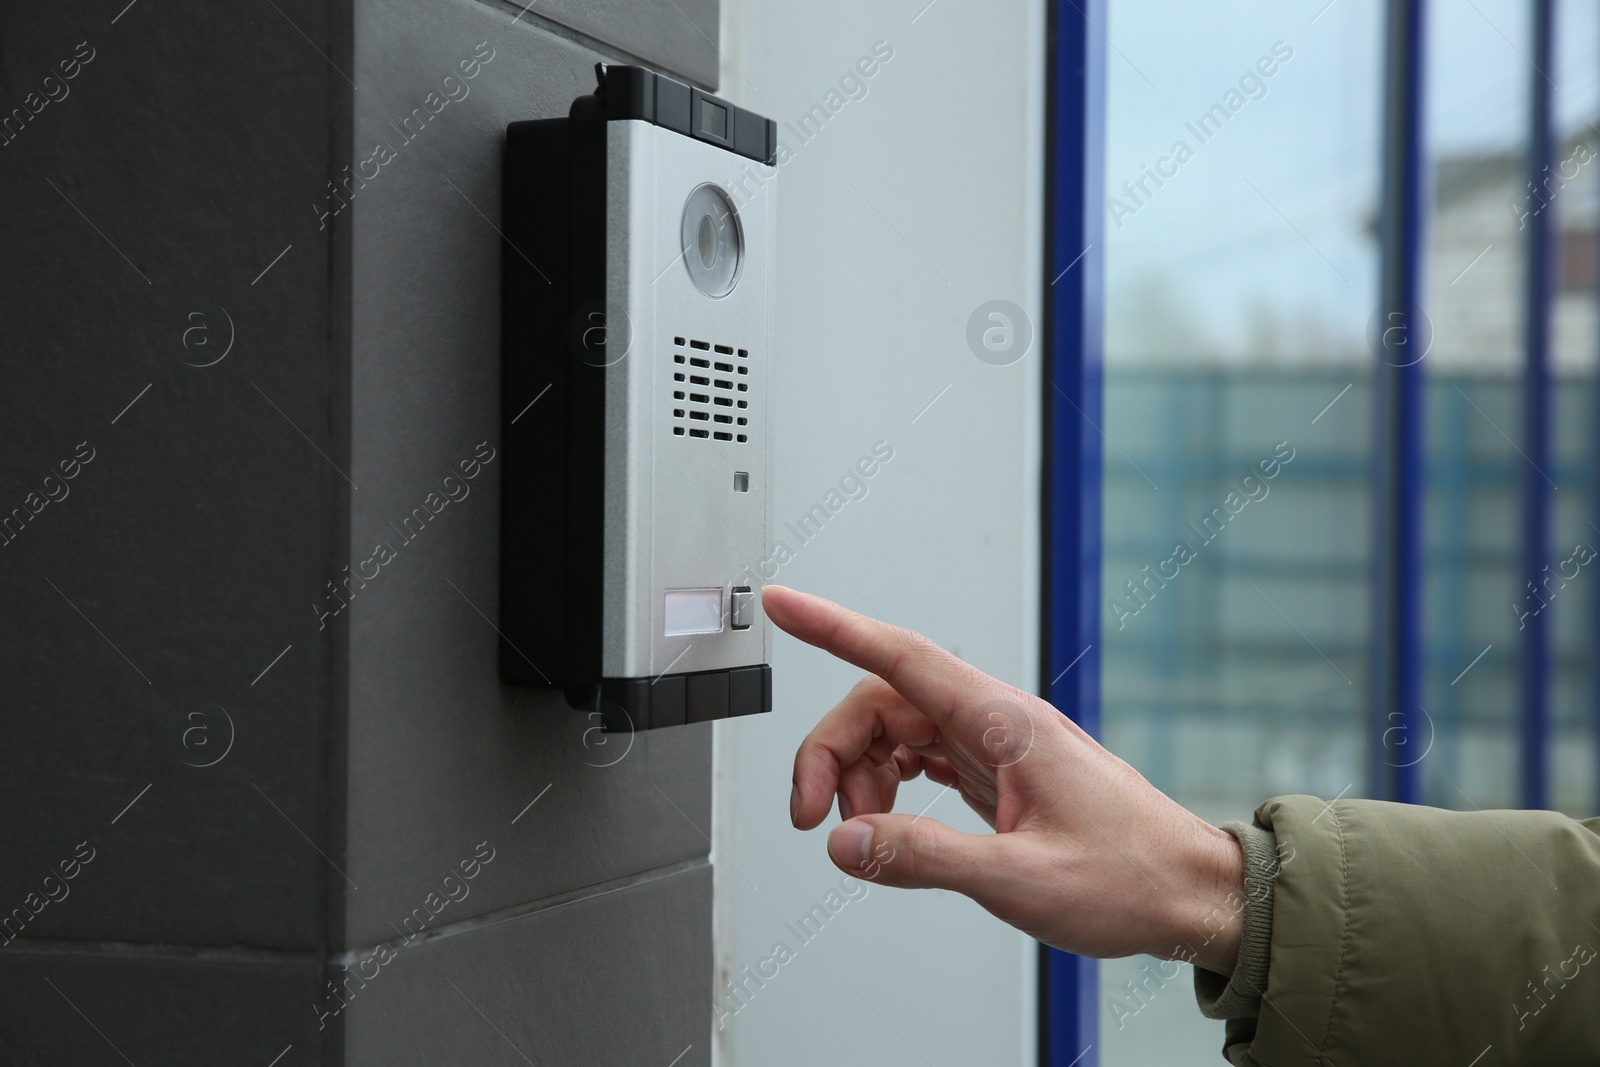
762,585,989,734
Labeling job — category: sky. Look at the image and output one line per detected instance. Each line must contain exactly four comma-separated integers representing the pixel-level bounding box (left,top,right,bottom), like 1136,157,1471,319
1103,0,1600,363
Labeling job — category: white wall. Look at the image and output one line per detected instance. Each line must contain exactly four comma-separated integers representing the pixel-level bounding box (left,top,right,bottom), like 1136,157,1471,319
712,0,1046,1063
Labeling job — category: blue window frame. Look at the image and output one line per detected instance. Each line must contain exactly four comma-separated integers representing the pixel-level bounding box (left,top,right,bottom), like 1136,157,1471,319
1370,0,1428,806
1042,0,1106,1061
1519,0,1556,810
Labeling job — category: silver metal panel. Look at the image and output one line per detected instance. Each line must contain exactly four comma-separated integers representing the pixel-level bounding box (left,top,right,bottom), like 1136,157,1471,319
604,119,775,679
604,122,656,678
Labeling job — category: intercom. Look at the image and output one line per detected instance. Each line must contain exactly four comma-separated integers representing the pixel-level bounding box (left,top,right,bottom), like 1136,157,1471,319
499,65,776,732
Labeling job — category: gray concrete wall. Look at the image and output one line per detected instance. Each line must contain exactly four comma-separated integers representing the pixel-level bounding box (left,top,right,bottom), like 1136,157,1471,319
0,1,718,1063
0,1,340,1062
336,0,716,1062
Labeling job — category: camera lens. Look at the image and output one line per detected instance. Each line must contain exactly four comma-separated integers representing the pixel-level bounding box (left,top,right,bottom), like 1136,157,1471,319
681,184,742,298
697,215,718,270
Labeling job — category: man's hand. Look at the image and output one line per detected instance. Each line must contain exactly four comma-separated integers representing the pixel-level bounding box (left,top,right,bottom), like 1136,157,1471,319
764,584,1247,975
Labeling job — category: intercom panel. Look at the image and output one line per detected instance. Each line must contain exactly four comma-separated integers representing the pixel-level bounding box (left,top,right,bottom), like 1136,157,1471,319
499,65,776,732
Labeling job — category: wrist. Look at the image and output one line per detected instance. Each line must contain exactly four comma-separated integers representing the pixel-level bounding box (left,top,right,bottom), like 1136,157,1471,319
1154,819,1246,976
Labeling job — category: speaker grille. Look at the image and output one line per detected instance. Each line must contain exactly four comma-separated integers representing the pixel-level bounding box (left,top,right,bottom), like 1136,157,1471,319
670,336,750,443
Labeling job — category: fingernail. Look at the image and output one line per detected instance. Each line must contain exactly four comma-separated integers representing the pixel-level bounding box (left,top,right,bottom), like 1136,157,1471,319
837,792,854,821
831,820,874,870
789,783,800,825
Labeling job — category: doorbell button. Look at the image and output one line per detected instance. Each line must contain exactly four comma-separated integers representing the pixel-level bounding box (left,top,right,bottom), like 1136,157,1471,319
731,587,755,630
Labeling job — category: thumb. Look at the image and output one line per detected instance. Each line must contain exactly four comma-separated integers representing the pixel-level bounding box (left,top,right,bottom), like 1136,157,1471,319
828,814,1004,896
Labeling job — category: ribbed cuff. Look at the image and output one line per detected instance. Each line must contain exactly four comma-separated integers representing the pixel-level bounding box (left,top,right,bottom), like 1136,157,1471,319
1193,820,1277,1021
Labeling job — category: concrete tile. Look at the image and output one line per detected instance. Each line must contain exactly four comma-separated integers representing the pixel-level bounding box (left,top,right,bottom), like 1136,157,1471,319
0,948,324,1066
340,862,711,1066
0,1,340,949
342,0,715,947
500,0,719,88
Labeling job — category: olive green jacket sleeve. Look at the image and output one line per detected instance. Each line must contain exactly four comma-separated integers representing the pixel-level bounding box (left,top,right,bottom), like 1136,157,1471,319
1205,795,1600,1066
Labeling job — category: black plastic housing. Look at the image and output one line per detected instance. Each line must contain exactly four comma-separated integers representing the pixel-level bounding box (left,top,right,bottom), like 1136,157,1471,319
497,67,773,731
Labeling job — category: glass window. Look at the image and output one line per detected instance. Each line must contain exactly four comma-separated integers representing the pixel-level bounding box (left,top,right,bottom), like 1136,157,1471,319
1551,0,1598,815
1422,0,1532,811
1100,1,1381,1058
1089,0,1595,1052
